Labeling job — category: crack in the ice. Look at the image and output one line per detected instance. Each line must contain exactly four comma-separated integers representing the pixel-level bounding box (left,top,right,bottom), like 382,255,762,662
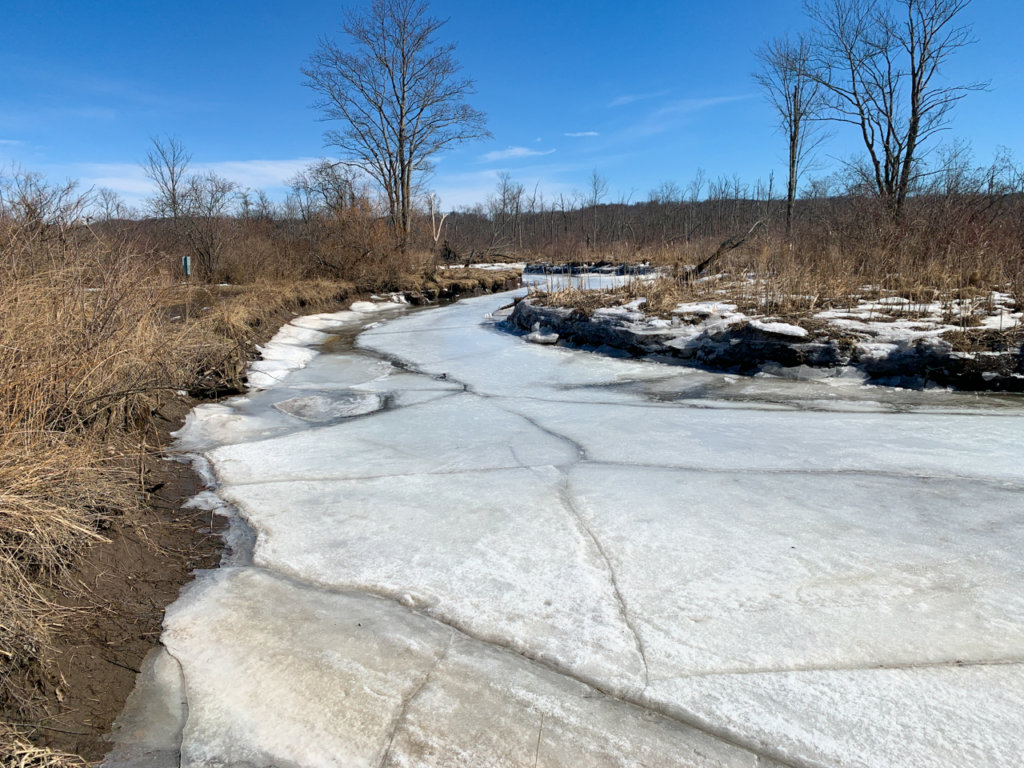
532,711,545,768
377,633,455,768
207,453,1024,495
651,656,1024,681
353,342,474,394
559,473,650,693
358,323,489,337
583,460,1024,490
245,565,807,768
216,461,559,489
508,442,529,470
496,405,588,464
449,387,1024,420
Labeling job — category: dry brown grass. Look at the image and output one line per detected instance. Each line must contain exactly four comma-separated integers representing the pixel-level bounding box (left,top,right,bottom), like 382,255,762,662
0,724,86,767
532,225,1022,331
0,435,138,715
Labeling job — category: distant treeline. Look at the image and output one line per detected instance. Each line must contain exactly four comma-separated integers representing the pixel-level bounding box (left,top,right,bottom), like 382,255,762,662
4,144,1024,293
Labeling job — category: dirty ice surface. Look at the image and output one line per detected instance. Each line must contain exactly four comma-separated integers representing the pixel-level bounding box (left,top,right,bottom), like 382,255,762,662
107,284,1024,768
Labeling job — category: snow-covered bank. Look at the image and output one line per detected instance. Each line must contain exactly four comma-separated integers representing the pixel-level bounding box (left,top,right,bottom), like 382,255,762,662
245,299,407,390
509,293,1024,390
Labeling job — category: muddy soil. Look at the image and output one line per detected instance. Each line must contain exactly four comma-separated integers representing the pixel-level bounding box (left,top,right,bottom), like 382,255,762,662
29,397,222,760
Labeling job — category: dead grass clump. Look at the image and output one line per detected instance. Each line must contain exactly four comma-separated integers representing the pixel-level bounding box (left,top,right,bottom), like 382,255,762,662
202,279,356,335
0,724,87,768
527,284,634,316
942,327,1023,352
0,259,208,435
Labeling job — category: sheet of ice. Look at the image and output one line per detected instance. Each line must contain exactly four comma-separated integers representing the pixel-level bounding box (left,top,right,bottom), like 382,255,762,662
272,391,383,421
163,568,453,768
747,319,809,338
104,647,187,768
381,633,766,768
206,394,578,486
567,464,1024,677
173,334,462,453
111,286,1024,768
526,326,559,344
505,397,1024,481
358,297,698,403
159,568,770,768
673,301,739,316
665,665,1024,768
221,467,646,694
441,261,526,271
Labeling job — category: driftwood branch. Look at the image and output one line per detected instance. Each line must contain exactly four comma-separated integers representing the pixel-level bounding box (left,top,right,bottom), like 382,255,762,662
679,219,764,282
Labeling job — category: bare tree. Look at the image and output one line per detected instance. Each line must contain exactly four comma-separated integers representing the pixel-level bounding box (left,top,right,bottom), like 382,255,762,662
587,170,608,249
648,180,682,205
804,0,987,221
303,0,490,251
142,137,238,278
427,193,449,248
488,172,525,253
93,187,132,221
288,160,359,221
684,168,707,241
252,189,277,221
0,172,92,269
144,136,191,220
181,171,238,278
754,35,828,236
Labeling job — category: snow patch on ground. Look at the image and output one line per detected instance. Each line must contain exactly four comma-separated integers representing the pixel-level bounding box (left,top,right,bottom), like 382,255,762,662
747,319,809,338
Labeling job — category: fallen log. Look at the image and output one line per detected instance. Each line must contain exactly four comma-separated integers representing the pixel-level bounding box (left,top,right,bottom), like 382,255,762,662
678,219,764,282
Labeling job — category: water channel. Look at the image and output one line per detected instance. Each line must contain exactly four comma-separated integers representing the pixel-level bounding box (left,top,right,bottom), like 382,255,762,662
105,281,1024,768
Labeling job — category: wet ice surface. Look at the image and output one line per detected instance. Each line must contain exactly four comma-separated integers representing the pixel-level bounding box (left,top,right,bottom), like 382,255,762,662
108,286,1024,768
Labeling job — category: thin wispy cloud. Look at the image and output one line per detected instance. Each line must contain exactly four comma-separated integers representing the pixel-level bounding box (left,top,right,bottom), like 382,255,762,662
480,146,556,163
201,158,319,189
72,157,321,208
72,163,152,204
631,94,755,137
75,107,118,121
564,131,599,137
608,90,669,108
0,139,22,146
654,95,753,117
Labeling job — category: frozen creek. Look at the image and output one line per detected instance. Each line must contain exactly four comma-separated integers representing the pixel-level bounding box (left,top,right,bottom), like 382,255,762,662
105,287,1024,768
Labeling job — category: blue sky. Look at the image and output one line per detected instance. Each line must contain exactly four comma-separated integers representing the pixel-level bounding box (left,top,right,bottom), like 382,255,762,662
2,0,1022,211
